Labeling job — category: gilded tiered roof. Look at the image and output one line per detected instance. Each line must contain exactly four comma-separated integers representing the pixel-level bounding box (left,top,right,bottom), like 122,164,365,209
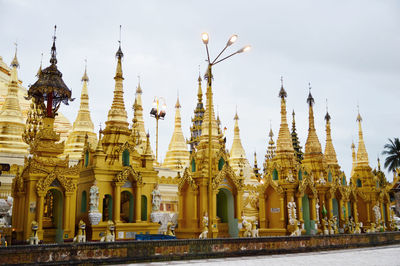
162,97,190,170
64,64,97,161
291,111,303,163
0,46,28,155
188,74,205,151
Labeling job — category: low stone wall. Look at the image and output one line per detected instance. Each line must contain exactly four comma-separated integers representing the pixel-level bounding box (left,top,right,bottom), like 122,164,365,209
1,232,400,265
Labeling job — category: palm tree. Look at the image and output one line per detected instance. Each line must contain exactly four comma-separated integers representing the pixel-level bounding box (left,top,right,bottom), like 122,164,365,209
382,138,400,172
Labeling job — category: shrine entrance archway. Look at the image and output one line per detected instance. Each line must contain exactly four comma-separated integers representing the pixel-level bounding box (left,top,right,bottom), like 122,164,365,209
302,195,311,235
216,188,237,237
43,188,64,243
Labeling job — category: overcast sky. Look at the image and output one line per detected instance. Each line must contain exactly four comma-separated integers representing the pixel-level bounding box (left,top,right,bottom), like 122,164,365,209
1,0,399,181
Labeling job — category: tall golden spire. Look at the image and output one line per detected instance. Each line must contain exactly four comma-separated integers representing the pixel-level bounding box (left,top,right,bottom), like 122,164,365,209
162,96,189,170
198,72,218,143
132,77,149,146
355,110,369,166
105,40,128,128
0,44,28,155
64,61,97,161
276,77,294,154
304,83,323,157
351,141,356,177
323,104,338,166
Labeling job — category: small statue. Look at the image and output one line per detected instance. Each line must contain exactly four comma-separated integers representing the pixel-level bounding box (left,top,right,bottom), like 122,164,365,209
316,199,320,225
89,182,99,212
372,203,381,225
199,212,209,239
166,222,175,236
101,220,115,242
73,220,86,242
354,222,362,234
349,217,355,234
333,216,339,234
27,220,39,245
328,218,334,235
322,217,329,235
243,219,252,237
151,184,162,212
285,170,295,183
251,222,259,237
366,222,376,233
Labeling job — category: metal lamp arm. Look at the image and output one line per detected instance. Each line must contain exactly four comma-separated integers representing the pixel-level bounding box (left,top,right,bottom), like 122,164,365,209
213,51,239,65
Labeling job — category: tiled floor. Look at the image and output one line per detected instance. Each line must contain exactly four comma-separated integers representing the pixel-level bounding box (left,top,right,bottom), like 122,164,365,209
133,244,400,266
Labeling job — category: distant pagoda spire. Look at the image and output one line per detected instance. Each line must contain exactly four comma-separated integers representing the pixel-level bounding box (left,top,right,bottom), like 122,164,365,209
162,95,190,170
304,83,323,157
188,73,205,151
36,53,43,77
133,76,149,147
276,76,294,155
323,103,338,166
350,140,356,177
253,151,261,180
228,109,252,178
265,125,276,161
355,109,369,166
0,43,28,155
105,28,128,128
291,110,303,163
64,61,97,161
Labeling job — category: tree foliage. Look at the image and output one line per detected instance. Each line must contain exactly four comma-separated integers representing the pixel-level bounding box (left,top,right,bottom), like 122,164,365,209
382,138,400,173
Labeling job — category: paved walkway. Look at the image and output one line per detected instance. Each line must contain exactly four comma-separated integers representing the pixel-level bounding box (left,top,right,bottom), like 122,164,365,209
135,244,400,266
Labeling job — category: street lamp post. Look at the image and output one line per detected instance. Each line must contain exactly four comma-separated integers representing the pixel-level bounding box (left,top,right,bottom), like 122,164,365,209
150,97,166,164
201,32,250,237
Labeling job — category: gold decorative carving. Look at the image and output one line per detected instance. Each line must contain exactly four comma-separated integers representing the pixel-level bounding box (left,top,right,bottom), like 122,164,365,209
178,168,198,192
114,166,142,184
213,164,243,190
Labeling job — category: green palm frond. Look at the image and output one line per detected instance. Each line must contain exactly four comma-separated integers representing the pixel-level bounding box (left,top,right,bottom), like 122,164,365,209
382,138,400,172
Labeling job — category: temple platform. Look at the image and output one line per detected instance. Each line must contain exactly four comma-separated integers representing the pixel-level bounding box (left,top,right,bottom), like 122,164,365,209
1,231,400,265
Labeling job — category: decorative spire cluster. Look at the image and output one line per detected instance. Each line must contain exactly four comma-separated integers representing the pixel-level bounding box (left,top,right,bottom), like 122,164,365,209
291,111,303,163
265,126,276,161
188,73,205,151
